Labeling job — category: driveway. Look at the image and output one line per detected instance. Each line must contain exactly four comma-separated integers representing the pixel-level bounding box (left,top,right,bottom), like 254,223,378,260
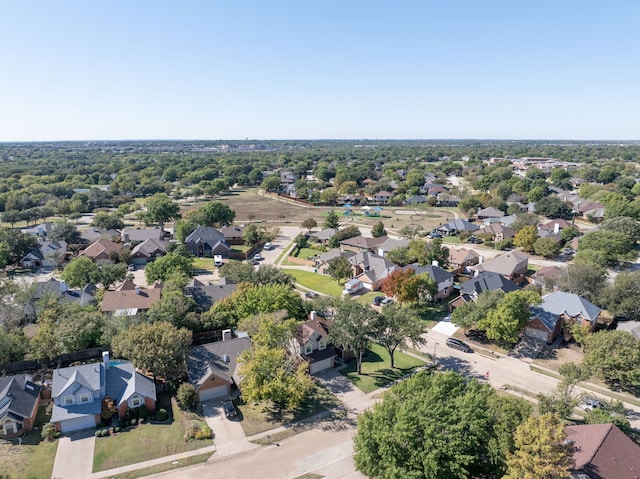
51,431,95,479
315,369,367,411
201,401,256,458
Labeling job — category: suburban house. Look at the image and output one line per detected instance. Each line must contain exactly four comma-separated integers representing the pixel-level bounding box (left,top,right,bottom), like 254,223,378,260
405,195,428,205
19,240,68,269
51,352,156,433
27,279,97,319
538,219,571,235
339,235,386,253
307,228,337,245
79,227,120,245
130,238,168,265
121,227,167,244
476,207,505,220
565,423,640,479
531,265,564,287
526,291,602,343
371,190,393,204
292,314,336,375
436,219,479,236
101,280,163,317
183,277,237,312
80,238,123,264
0,374,41,439
219,226,245,245
377,236,410,256
448,248,481,274
349,252,397,291
449,271,520,310
186,336,252,402
21,222,54,239
472,250,529,282
314,250,356,275
402,264,455,301
477,223,516,242
185,226,231,258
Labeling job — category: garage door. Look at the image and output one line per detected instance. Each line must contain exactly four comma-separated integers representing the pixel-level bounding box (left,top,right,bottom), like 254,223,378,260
60,415,96,433
310,357,334,375
198,385,228,402
525,327,548,342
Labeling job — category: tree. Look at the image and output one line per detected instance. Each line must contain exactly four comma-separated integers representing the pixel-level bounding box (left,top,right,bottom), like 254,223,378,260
329,299,376,375
335,225,361,241
533,237,561,258
504,413,573,479
260,175,280,193
145,252,194,282
112,321,192,382
514,225,538,252
327,256,353,284
602,271,640,320
601,216,640,243
92,211,125,230
219,262,292,286
577,230,637,265
50,220,81,243
242,223,261,246
371,221,386,238
372,303,427,368
94,262,128,289
176,383,197,410
324,210,339,229
535,196,573,219
61,256,99,287
147,275,196,329
583,330,640,390
478,290,541,344
301,218,317,231
144,193,181,229
354,371,529,479
451,289,504,335
192,201,236,228
0,327,28,364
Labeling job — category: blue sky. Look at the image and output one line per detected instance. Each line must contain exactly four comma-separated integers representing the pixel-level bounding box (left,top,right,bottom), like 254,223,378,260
1,1,639,141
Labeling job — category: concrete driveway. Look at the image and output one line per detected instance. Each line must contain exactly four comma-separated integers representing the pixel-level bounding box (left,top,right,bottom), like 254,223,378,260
315,369,367,411
202,400,256,458
51,430,95,479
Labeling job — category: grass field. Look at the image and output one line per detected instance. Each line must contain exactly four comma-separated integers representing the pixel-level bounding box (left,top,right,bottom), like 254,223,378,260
0,407,59,479
93,399,212,472
192,257,215,272
283,269,345,297
341,343,427,393
108,453,212,479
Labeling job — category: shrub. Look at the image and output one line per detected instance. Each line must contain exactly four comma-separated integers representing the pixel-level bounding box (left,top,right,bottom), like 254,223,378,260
114,426,120,433
95,430,101,437
138,417,145,425
41,423,58,441
130,418,137,426
109,427,114,434
194,424,213,440
176,383,197,410
156,408,169,421
138,404,149,419
184,421,199,441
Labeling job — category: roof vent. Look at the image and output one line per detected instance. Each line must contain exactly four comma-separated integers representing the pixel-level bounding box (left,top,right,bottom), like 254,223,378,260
135,286,141,295
223,354,230,363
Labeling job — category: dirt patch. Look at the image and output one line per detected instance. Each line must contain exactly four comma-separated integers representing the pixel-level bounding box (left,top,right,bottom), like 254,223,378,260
533,342,585,372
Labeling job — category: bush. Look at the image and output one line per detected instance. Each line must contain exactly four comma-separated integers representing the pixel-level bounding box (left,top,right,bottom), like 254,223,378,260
41,422,58,441
177,383,197,410
114,426,120,433
130,418,137,426
156,408,169,421
138,405,149,419
138,417,145,425
95,430,101,437
194,424,213,440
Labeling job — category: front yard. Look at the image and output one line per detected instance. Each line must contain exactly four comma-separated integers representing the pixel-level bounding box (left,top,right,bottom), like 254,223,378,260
93,398,212,472
0,406,59,479
283,269,344,297
341,343,428,393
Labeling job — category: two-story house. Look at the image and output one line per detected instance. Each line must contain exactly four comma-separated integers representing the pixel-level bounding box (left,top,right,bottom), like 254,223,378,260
0,374,41,439
292,314,336,375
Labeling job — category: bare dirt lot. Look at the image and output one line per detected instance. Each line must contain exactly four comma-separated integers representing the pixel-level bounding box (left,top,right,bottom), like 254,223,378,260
533,342,585,372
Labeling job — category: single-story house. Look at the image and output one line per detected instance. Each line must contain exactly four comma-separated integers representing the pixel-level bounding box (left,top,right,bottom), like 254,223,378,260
0,374,41,439
79,227,121,245
219,226,245,245
130,238,168,265
51,352,156,433
315,250,356,275
565,423,640,479
80,239,123,264
307,228,337,244
185,226,231,258
448,248,481,274
526,291,602,343
476,207,505,220
339,234,386,253
449,271,520,310
376,237,410,256
187,337,252,402
292,314,336,375
402,263,455,301
477,223,516,242
472,250,529,282
183,277,237,312
19,240,68,269
121,227,166,244
436,219,479,236
27,279,97,319
21,222,54,239
101,280,163,317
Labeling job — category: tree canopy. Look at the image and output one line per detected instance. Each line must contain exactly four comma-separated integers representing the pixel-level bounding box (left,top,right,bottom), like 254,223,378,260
478,290,541,344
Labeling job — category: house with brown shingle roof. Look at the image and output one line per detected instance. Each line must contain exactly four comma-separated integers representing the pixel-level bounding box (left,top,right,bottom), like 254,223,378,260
339,234,386,253
477,223,516,242
448,248,481,274
292,314,336,375
565,423,640,479
80,239,123,264
472,250,529,282
101,280,163,316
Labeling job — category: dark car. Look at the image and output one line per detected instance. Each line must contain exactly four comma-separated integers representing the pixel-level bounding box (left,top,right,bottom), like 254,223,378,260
372,296,385,305
305,291,319,299
446,338,473,353
427,233,443,239
222,400,237,418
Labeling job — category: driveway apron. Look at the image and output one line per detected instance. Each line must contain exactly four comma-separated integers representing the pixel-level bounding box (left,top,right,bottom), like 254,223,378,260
202,400,256,458
51,431,95,479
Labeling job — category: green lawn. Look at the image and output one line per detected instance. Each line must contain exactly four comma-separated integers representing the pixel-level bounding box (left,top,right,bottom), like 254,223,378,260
0,406,59,479
192,257,215,272
341,343,427,393
236,385,340,437
108,453,212,479
290,248,320,261
231,244,251,253
283,269,344,297
93,399,212,472
419,302,450,322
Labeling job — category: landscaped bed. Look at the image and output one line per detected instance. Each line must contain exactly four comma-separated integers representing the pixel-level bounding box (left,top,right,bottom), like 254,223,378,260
341,343,427,394
93,398,212,472
0,406,59,479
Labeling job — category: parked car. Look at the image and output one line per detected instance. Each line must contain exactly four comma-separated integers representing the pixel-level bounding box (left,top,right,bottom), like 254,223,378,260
467,236,482,244
579,397,602,411
264,242,273,250
305,291,319,299
380,297,394,306
372,296,385,306
222,400,237,418
427,233,443,239
446,338,473,353
253,253,263,261
127,264,135,271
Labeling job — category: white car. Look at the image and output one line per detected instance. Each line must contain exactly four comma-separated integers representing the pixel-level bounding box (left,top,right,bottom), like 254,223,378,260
579,397,602,411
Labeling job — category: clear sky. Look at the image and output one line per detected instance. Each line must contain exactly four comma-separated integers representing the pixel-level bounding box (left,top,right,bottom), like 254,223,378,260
1,1,639,141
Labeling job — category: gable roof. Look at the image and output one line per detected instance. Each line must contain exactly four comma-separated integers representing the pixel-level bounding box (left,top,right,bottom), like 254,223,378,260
219,225,245,239
0,375,41,422
184,279,237,311
187,338,252,389
80,238,122,260
477,207,505,218
105,362,156,407
460,271,520,296
316,249,356,265
294,317,332,346
437,219,479,233
536,291,601,322
403,263,454,285
121,228,164,243
130,238,168,258
474,250,529,277
349,252,396,282
308,228,337,241
185,226,230,250
565,423,640,478
377,237,410,253
339,235,385,250
101,282,163,313
448,248,480,265
478,223,516,239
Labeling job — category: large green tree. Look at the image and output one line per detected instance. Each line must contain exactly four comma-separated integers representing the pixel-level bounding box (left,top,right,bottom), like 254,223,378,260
61,256,99,287
327,256,353,284
145,252,194,282
553,263,606,304
192,201,236,228
451,289,505,334
478,290,541,344
576,230,637,265
143,193,181,229
602,271,640,320
372,303,427,368
324,210,339,229
329,298,376,374
583,330,640,390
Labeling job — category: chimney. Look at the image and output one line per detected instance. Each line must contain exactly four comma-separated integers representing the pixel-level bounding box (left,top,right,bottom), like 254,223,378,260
378,248,385,257
59,280,68,293
432,260,439,267
554,222,560,234
102,351,110,369
310,310,317,320
222,329,232,341
135,286,141,295
478,255,484,264
223,354,230,363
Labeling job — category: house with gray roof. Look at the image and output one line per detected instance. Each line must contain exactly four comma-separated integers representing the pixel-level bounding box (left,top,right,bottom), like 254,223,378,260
184,277,237,312
307,228,337,244
477,207,505,219
436,219,479,236
314,250,356,275
0,374,41,438
472,250,529,281
19,240,68,269
402,263,454,300
187,337,252,402
349,252,397,291
51,352,156,433
185,226,231,258
377,237,410,256
130,238,168,265
339,234,385,253
449,271,520,311
121,227,166,244
526,291,602,343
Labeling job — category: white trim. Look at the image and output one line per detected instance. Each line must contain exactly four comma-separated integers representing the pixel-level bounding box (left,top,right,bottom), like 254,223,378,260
63,395,74,405
131,395,142,408
304,344,313,355
319,340,327,351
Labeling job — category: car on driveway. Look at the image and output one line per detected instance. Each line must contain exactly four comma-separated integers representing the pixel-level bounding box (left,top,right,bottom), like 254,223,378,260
222,400,237,418
380,297,394,306
305,291,319,299
253,253,263,261
372,296,385,306
579,397,602,411
446,337,473,353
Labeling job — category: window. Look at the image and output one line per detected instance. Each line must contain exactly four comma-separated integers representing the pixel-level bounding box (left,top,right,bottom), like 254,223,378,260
319,340,327,351
79,393,91,403
131,396,142,408
63,395,73,406
304,344,313,355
